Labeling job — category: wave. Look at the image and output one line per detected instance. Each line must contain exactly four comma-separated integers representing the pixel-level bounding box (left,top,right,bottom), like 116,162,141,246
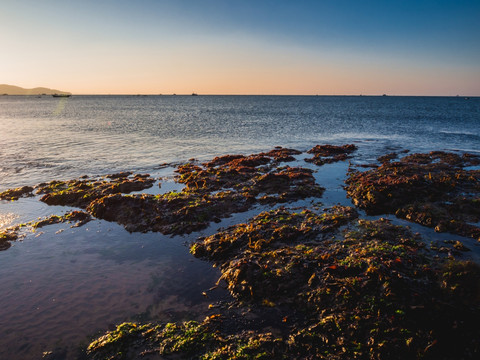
445,148,480,154
439,130,480,138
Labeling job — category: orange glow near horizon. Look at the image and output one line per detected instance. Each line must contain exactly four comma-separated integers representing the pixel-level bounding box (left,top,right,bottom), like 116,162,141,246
6,47,478,96
5,37,478,96
2,2,479,97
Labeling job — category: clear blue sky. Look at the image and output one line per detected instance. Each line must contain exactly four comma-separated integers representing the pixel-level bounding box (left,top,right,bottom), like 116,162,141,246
2,0,479,95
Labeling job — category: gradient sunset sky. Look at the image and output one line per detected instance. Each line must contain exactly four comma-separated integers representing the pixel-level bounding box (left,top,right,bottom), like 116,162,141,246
2,0,479,95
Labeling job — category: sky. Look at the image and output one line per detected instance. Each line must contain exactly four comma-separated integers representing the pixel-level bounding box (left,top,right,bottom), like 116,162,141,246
1,0,479,95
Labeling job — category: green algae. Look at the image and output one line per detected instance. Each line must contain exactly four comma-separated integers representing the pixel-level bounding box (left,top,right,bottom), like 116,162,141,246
87,322,160,360
159,321,217,355
87,318,286,360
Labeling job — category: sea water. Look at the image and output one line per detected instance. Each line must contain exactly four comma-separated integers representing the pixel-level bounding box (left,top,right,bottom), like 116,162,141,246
1,95,479,191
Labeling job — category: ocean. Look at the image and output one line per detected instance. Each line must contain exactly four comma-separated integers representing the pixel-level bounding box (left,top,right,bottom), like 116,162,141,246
0,95,479,359
1,95,479,191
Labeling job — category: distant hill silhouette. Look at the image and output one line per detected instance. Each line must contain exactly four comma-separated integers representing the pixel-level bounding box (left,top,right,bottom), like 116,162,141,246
0,84,71,95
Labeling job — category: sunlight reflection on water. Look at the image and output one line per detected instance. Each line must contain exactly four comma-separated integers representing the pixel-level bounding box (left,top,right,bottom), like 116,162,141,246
0,212,17,229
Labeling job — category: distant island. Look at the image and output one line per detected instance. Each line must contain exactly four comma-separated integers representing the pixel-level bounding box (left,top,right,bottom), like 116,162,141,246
0,84,71,96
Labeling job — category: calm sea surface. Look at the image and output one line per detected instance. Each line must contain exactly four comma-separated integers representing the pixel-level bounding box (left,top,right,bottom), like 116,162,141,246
0,95,479,359
1,95,479,191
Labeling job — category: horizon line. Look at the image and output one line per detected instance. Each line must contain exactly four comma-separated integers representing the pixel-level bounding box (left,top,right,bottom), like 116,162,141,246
14,93,478,97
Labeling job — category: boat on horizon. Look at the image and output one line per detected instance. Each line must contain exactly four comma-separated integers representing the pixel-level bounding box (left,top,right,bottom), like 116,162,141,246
52,94,71,98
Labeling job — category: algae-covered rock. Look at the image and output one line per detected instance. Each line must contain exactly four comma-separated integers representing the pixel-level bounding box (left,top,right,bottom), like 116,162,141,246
32,210,92,229
346,151,480,239
0,185,34,201
37,174,155,208
0,230,16,250
190,208,479,359
34,149,324,235
88,207,480,359
87,190,255,235
87,318,284,360
306,144,357,166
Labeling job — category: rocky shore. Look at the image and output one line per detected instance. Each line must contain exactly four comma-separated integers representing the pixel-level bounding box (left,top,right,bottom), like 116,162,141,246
1,145,479,359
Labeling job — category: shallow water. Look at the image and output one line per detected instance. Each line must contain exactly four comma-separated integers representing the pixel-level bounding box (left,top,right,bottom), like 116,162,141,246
0,95,479,359
0,202,226,359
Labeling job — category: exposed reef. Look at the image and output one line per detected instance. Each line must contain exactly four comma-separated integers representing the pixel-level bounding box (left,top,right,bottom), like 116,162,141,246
306,144,357,166
87,207,480,359
346,151,480,240
12,148,322,235
88,148,322,234
32,210,92,229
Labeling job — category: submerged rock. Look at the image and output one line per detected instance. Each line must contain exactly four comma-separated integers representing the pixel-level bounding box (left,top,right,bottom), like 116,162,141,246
377,152,399,163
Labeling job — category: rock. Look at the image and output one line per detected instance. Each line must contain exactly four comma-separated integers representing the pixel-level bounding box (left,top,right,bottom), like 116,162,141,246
0,185,34,200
